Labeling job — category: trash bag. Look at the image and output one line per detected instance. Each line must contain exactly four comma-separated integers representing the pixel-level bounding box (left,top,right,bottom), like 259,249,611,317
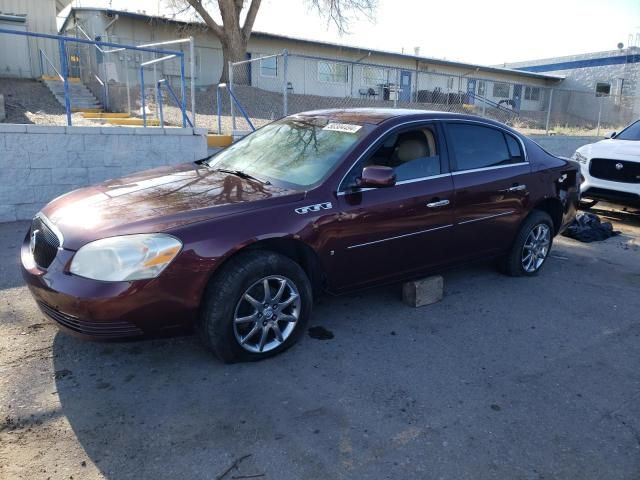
562,212,621,243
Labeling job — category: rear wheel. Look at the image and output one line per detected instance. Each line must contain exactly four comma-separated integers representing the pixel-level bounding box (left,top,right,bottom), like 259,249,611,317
197,251,312,363
501,211,554,277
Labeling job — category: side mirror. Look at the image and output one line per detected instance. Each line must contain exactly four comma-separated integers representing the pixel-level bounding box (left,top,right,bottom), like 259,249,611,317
357,165,396,188
605,131,617,139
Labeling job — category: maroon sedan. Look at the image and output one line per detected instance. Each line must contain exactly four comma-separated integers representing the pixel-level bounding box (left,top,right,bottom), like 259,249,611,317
21,109,579,362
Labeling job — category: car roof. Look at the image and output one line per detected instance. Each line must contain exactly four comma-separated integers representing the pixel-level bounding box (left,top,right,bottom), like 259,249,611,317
291,108,504,126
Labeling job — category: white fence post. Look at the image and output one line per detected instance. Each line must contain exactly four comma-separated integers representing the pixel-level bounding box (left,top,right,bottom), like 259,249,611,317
229,60,236,132
283,49,288,117
545,88,554,135
190,36,196,127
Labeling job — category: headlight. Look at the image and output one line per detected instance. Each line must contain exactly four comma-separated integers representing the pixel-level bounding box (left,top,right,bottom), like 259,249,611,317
70,234,182,281
571,151,589,165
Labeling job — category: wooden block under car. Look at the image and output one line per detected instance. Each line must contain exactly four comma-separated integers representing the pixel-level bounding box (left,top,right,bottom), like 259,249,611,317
402,275,444,307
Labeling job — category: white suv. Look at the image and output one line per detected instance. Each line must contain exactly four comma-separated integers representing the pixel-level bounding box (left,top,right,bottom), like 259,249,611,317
572,120,640,207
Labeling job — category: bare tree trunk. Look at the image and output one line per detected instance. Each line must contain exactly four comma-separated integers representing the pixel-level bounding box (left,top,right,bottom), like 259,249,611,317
220,32,248,84
184,0,261,84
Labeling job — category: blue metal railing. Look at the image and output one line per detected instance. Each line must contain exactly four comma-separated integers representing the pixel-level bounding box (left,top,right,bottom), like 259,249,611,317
0,27,187,127
156,79,193,128
39,48,63,80
462,90,519,117
216,83,255,134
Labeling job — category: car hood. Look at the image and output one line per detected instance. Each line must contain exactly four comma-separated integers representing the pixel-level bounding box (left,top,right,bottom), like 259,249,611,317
41,162,306,250
579,139,640,161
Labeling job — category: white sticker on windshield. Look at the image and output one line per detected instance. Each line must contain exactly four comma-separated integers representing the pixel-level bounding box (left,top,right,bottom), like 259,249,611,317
323,123,362,134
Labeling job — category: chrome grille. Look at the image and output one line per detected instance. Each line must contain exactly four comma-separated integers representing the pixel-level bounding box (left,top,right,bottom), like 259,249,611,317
589,158,640,184
31,216,60,269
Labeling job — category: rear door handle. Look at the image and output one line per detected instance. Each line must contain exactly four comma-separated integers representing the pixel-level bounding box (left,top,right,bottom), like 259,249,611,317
503,184,527,192
426,199,450,208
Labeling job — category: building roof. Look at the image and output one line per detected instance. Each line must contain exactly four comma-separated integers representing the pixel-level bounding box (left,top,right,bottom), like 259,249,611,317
502,47,640,73
59,6,564,83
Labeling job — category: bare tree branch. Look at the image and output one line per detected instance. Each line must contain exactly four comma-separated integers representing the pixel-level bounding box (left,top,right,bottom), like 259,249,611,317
242,0,262,41
184,0,224,38
309,0,377,34
167,0,377,82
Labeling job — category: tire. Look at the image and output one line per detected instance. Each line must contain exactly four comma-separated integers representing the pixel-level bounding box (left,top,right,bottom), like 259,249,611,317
197,250,312,363
501,210,554,277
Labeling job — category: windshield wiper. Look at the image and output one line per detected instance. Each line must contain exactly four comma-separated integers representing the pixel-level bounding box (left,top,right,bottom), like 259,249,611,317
214,168,271,185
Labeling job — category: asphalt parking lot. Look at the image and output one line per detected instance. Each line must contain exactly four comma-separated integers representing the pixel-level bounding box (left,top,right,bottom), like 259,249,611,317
1,204,639,480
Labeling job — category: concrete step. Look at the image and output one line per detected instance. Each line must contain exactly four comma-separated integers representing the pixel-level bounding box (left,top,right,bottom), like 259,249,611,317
82,112,131,119
207,134,233,148
102,118,160,126
69,101,101,106
72,108,103,113
43,78,102,111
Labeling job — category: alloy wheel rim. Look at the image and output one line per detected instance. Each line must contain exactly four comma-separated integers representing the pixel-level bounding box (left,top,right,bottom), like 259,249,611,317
522,223,551,273
233,275,301,353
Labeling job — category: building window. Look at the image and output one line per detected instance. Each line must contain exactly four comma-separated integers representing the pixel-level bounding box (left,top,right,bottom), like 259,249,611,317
492,82,510,98
318,61,348,83
477,81,486,97
595,82,611,97
524,86,540,101
260,56,277,78
362,66,387,86
446,77,454,90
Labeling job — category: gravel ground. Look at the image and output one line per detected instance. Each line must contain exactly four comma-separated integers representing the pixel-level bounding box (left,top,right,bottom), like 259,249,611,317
1,203,639,479
0,78,101,126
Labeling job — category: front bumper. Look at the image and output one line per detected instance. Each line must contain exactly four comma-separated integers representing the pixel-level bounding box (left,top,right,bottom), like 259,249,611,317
580,163,640,204
20,233,206,341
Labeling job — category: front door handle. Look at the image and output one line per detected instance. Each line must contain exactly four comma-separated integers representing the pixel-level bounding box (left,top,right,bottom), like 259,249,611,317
426,199,450,208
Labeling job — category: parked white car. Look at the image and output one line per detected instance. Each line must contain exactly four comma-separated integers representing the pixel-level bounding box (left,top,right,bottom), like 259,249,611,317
572,120,640,207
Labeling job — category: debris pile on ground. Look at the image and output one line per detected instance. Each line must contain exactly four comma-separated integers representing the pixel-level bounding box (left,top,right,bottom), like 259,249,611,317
562,212,621,243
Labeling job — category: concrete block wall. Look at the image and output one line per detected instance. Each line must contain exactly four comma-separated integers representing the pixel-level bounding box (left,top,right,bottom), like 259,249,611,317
0,125,209,222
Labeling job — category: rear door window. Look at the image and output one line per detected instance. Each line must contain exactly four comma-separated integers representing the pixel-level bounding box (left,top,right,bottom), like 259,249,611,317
446,123,524,172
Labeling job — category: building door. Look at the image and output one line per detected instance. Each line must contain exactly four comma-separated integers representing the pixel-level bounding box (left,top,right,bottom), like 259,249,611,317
512,84,522,111
466,78,476,104
0,19,32,78
399,70,412,102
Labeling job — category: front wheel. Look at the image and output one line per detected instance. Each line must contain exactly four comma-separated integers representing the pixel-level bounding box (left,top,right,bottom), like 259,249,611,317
501,211,554,277
197,251,313,363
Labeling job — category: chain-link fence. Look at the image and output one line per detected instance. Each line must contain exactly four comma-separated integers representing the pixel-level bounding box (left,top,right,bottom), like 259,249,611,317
0,26,195,127
68,25,195,126
229,51,640,136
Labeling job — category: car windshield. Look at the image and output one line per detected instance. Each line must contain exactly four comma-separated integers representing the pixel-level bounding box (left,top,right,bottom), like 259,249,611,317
615,120,640,141
206,117,370,188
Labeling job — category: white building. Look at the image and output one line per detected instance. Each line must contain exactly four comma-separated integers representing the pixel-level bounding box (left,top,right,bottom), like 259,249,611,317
0,0,72,78
57,6,562,114
505,48,640,126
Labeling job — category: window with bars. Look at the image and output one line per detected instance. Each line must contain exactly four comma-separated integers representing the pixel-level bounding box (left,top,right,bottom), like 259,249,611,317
477,81,486,97
524,86,540,101
492,82,510,97
362,66,387,86
318,61,348,83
